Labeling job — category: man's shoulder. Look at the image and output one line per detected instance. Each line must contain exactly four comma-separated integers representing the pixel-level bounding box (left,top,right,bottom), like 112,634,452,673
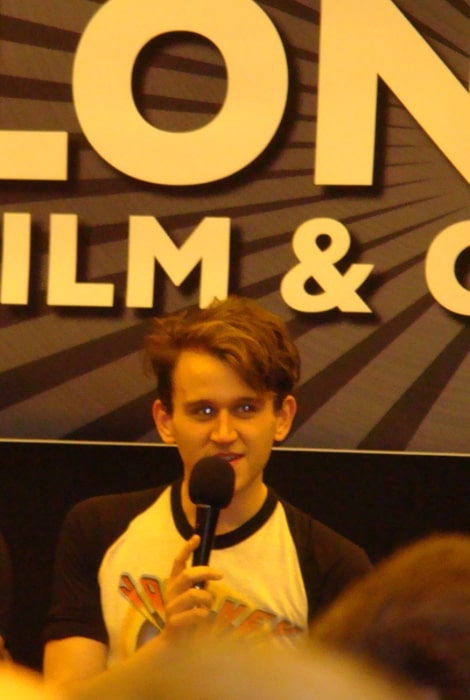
277,496,371,571
69,486,166,519
275,495,372,618
61,485,170,551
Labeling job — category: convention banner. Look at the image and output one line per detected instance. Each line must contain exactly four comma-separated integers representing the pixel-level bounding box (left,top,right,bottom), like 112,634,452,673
1,0,469,452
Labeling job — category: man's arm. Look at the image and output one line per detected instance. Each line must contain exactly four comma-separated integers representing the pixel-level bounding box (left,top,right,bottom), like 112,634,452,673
44,536,222,697
43,637,107,685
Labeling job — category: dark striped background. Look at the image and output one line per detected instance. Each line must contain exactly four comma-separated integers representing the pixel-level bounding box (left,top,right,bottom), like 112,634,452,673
1,0,469,452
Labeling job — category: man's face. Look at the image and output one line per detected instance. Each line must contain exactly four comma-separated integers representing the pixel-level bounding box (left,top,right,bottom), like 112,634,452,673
153,350,296,496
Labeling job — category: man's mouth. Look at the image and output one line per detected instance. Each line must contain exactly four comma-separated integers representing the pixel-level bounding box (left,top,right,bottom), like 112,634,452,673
215,453,241,464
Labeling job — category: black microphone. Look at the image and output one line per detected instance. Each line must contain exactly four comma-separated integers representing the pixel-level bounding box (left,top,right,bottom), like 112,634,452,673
189,456,235,589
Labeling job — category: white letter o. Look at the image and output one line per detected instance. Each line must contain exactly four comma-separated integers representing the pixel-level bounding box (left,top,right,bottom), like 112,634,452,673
425,221,470,315
73,0,288,185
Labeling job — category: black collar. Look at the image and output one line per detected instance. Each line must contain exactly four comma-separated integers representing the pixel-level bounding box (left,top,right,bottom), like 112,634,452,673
171,479,278,548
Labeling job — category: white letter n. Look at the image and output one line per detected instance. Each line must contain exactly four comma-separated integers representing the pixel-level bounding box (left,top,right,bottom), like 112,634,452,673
315,0,470,185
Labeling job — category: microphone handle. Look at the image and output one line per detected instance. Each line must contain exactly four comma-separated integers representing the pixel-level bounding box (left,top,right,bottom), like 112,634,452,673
192,504,219,589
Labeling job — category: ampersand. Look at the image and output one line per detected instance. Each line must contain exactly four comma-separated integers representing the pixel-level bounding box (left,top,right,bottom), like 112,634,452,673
280,218,373,312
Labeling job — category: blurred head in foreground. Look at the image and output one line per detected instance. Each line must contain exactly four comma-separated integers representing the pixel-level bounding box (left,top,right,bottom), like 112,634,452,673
0,664,62,700
311,533,470,700
149,637,418,700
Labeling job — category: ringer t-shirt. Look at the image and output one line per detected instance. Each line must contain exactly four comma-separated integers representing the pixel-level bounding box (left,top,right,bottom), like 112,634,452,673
44,481,372,666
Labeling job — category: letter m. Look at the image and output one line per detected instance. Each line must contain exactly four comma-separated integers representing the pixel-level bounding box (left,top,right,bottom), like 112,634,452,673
315,0,470,185
126,216,230,308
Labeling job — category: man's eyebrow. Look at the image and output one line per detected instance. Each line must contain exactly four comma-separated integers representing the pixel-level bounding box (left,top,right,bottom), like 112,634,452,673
234,395,264,404
183,399,214,409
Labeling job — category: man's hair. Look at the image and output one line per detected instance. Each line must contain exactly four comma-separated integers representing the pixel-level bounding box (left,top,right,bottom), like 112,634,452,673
311,533,470,700
144,296,300,413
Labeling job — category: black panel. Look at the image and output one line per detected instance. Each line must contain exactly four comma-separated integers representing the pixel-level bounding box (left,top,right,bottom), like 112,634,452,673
0,441,468,669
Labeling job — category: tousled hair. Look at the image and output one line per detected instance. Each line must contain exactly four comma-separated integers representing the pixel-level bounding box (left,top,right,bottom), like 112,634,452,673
144,296,300,413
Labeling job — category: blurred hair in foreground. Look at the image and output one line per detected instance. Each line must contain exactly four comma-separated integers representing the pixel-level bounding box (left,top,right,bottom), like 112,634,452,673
128,637,419,700
312,533,470,700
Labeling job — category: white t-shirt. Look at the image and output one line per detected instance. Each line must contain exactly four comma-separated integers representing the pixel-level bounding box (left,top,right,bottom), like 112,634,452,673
100,486,308,665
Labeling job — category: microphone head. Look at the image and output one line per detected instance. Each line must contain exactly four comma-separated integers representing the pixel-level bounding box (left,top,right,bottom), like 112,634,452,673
189,456,235,509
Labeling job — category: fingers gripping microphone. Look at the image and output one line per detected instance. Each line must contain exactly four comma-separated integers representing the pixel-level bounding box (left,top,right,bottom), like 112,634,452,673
189,456,235,588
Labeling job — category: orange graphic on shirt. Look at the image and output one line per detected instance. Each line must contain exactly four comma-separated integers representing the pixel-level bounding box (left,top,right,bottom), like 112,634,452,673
119,573,165,631
118,573,304,647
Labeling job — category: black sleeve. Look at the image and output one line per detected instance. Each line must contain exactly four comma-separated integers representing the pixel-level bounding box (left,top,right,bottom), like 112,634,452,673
281,498,373,623
43,488,161,645
310,519,373,612
0,531,12,638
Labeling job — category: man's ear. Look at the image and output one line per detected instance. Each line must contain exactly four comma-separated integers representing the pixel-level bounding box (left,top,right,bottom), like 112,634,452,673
274,395,297,442
152,399,176,444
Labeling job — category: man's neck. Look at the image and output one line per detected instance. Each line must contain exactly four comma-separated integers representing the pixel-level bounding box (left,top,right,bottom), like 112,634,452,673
181,480,268,535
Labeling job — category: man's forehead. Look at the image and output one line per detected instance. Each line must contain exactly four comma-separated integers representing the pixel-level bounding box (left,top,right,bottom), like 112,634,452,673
171,349,271,401
173,349,245,381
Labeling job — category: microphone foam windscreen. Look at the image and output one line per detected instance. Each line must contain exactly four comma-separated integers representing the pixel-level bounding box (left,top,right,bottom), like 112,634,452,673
189,456,235,509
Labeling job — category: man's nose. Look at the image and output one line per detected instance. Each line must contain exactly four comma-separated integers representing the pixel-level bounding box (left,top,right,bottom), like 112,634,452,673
210,410,237,443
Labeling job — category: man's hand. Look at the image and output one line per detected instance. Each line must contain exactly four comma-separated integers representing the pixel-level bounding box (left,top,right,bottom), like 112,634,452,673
163,535,223,635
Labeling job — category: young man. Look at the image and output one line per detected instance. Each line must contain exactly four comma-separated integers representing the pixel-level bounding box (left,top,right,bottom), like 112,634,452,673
43,297,371,690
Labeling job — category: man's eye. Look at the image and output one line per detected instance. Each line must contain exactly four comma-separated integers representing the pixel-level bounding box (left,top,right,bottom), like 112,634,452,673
237,403,256,414
195,406,214,417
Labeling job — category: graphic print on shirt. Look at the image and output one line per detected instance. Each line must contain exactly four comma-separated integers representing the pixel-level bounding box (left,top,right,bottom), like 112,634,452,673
118,571,305,652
